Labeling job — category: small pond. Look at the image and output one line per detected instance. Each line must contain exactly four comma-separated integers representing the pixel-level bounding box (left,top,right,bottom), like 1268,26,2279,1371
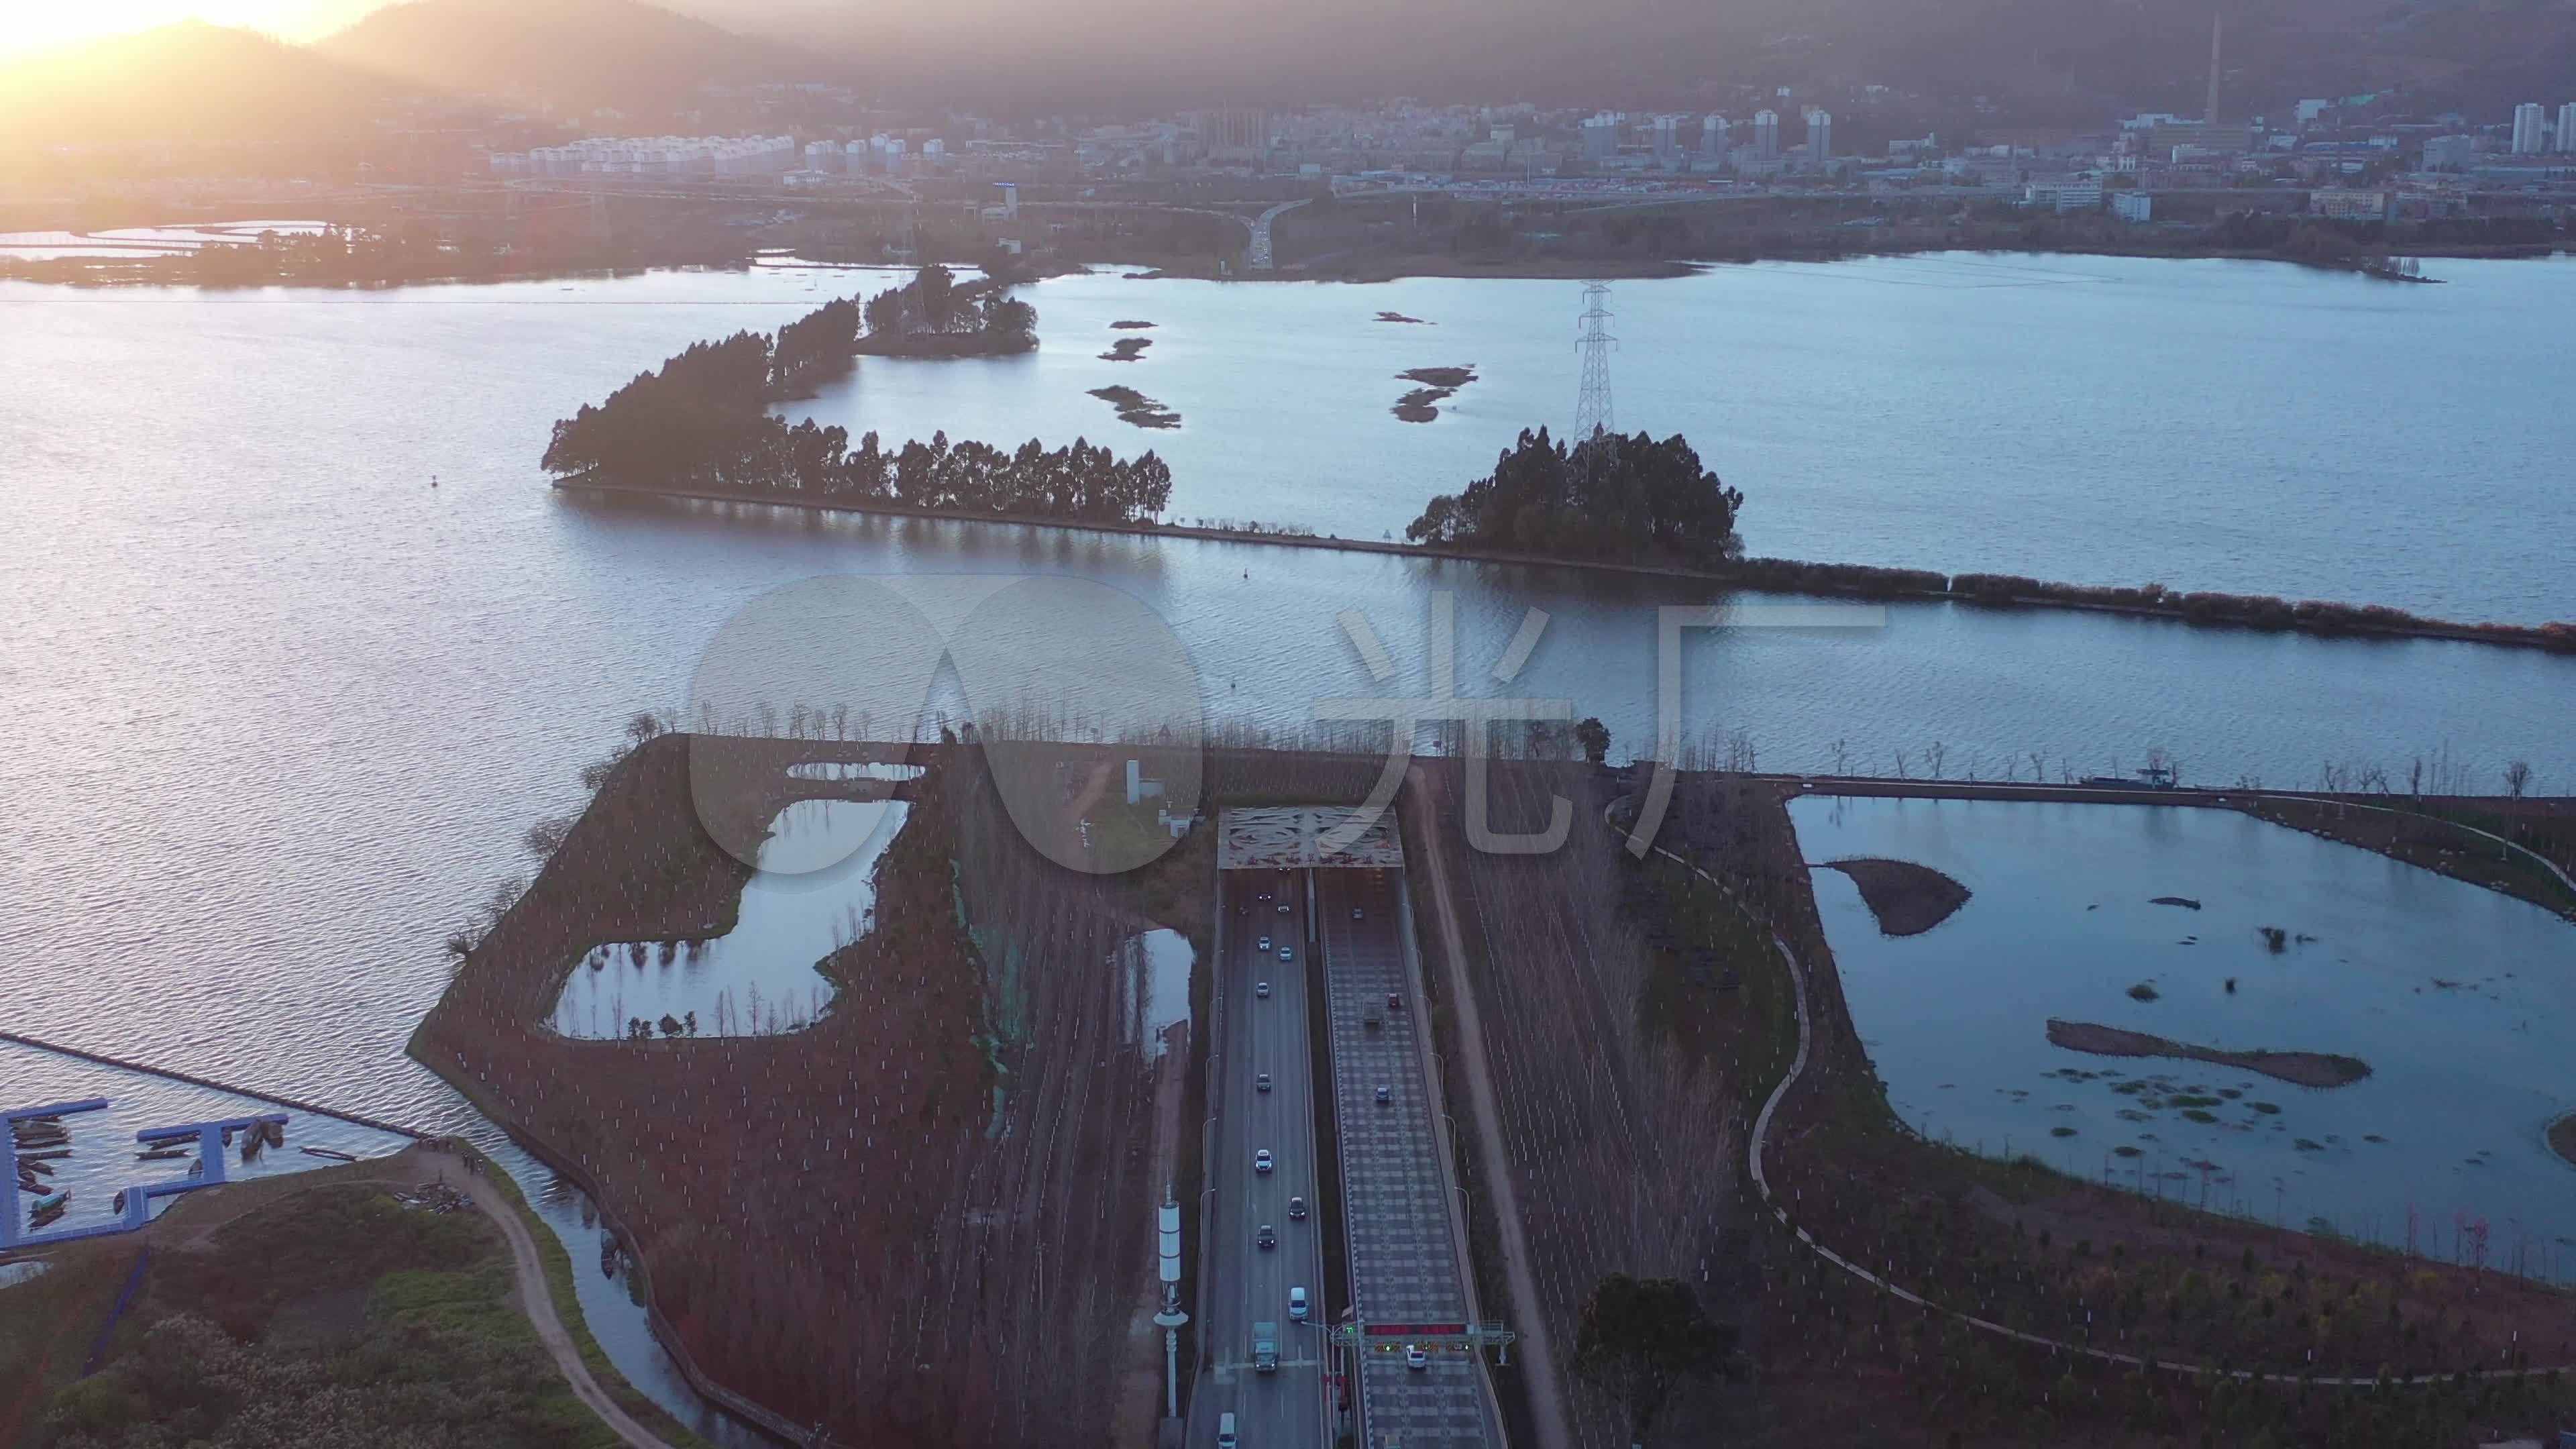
1120,928,1195,1059
1790,796,2576,1279
549,798,906,1039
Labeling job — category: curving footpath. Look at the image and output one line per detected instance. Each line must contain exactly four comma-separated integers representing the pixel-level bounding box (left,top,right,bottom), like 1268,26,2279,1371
450,1167,681,1449
1625,810,2575,1389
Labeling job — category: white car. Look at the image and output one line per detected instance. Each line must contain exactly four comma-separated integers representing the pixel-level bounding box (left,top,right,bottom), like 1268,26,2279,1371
1278,947,1293,962
1257,935,1271,951
1253,1148,1273,1174
1289,1286,1309,1320
1351,907,1363,920
1405,1344,1428,1371
1255,981,1271,998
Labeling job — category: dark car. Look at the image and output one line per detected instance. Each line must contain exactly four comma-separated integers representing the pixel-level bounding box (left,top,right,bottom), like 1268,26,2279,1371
1387,991,1403,1012
1256,1224,1277,1250
1287,1195,1307,1221
1256,1072,1272,1093
1375,1085,1391,1105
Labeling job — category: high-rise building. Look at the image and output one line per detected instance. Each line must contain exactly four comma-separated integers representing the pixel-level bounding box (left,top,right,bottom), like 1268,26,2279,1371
2559,102,2576,154
1199,107,1271,165
1752,109,1780,158
1651,114,1680,165
1807,109,1833,165
1580,113,1619,162
2512,103,2546,154
2421,133,2475,170
1701,115,1730,156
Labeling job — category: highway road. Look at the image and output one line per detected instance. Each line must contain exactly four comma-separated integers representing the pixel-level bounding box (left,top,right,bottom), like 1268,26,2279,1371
1318,869,1498,1449
1189,867,1332,1449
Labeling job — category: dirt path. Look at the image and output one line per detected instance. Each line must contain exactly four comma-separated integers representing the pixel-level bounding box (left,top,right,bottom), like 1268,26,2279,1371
449,1165,679,1449
1409,766,1574,1449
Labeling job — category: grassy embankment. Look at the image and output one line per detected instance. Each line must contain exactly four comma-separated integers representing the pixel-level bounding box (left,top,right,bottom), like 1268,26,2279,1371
2243,795,2576,923
1,1155,699,1449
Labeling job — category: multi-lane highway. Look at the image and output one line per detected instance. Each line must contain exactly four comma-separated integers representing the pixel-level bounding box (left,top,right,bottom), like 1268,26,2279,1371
1191,866,1331,1449
1318,869,1498,1449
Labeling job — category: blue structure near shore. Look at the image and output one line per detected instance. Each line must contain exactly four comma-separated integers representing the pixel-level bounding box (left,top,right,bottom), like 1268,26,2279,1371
5,1097,291,1250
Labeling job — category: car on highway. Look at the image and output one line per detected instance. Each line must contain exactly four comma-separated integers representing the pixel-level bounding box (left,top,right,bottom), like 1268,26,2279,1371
1217,1411,1237,1449
1256,1223,1276,1250
1277,902,1290,914
1256,1072,1272,1093
1256,935,1271,951
1289,1286,1308,1320
1387,991,1403,1011
1375,1085,1391,1105
1254,980,1271,998
1253,1148,1273,1174
1279,947,1293,962
1256,892,1271,902
1287,1195,1306,1220
1351,907,1363,920
1406,1344,1429,1371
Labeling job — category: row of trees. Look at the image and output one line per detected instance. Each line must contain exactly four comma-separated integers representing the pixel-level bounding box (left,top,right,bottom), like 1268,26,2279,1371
646,426,1175,524
1407,427,1746,569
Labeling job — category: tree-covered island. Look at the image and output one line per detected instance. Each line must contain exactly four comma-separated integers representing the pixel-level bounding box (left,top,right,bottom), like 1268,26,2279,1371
1406,427,1744,569
541,278,1169,523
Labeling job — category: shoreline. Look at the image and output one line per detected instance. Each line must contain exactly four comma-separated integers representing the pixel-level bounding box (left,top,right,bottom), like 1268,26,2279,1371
555,476,2576,653
0,1027,431,1140
2043,1018,2372,1089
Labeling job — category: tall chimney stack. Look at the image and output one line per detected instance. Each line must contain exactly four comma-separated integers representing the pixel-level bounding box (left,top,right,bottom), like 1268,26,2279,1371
2206,9,2224,124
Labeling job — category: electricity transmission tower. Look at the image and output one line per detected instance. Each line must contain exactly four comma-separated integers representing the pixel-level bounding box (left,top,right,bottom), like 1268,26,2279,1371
1574,278,1616,442
1572,279,1617,488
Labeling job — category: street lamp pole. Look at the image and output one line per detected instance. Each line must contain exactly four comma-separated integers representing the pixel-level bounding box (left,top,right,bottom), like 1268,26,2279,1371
1155,1189,1188,1421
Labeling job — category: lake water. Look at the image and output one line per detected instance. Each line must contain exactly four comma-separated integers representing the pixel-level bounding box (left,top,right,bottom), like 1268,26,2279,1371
550,798,904,1038
3,256,2573,1423
0,1039,410,1241
1792,796,2576,1275
798,254,2576,625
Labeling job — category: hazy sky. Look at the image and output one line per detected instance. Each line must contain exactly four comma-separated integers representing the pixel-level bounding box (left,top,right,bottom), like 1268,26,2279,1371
0,0,390,55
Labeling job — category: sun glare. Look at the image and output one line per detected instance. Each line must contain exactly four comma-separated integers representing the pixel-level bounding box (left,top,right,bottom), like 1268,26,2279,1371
1,0,380,56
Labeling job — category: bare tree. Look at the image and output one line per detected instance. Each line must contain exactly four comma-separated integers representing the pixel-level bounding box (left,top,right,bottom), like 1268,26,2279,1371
522,814,576,860
625,710,665,747
2504,760,2533,800
1925,741,1945,780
